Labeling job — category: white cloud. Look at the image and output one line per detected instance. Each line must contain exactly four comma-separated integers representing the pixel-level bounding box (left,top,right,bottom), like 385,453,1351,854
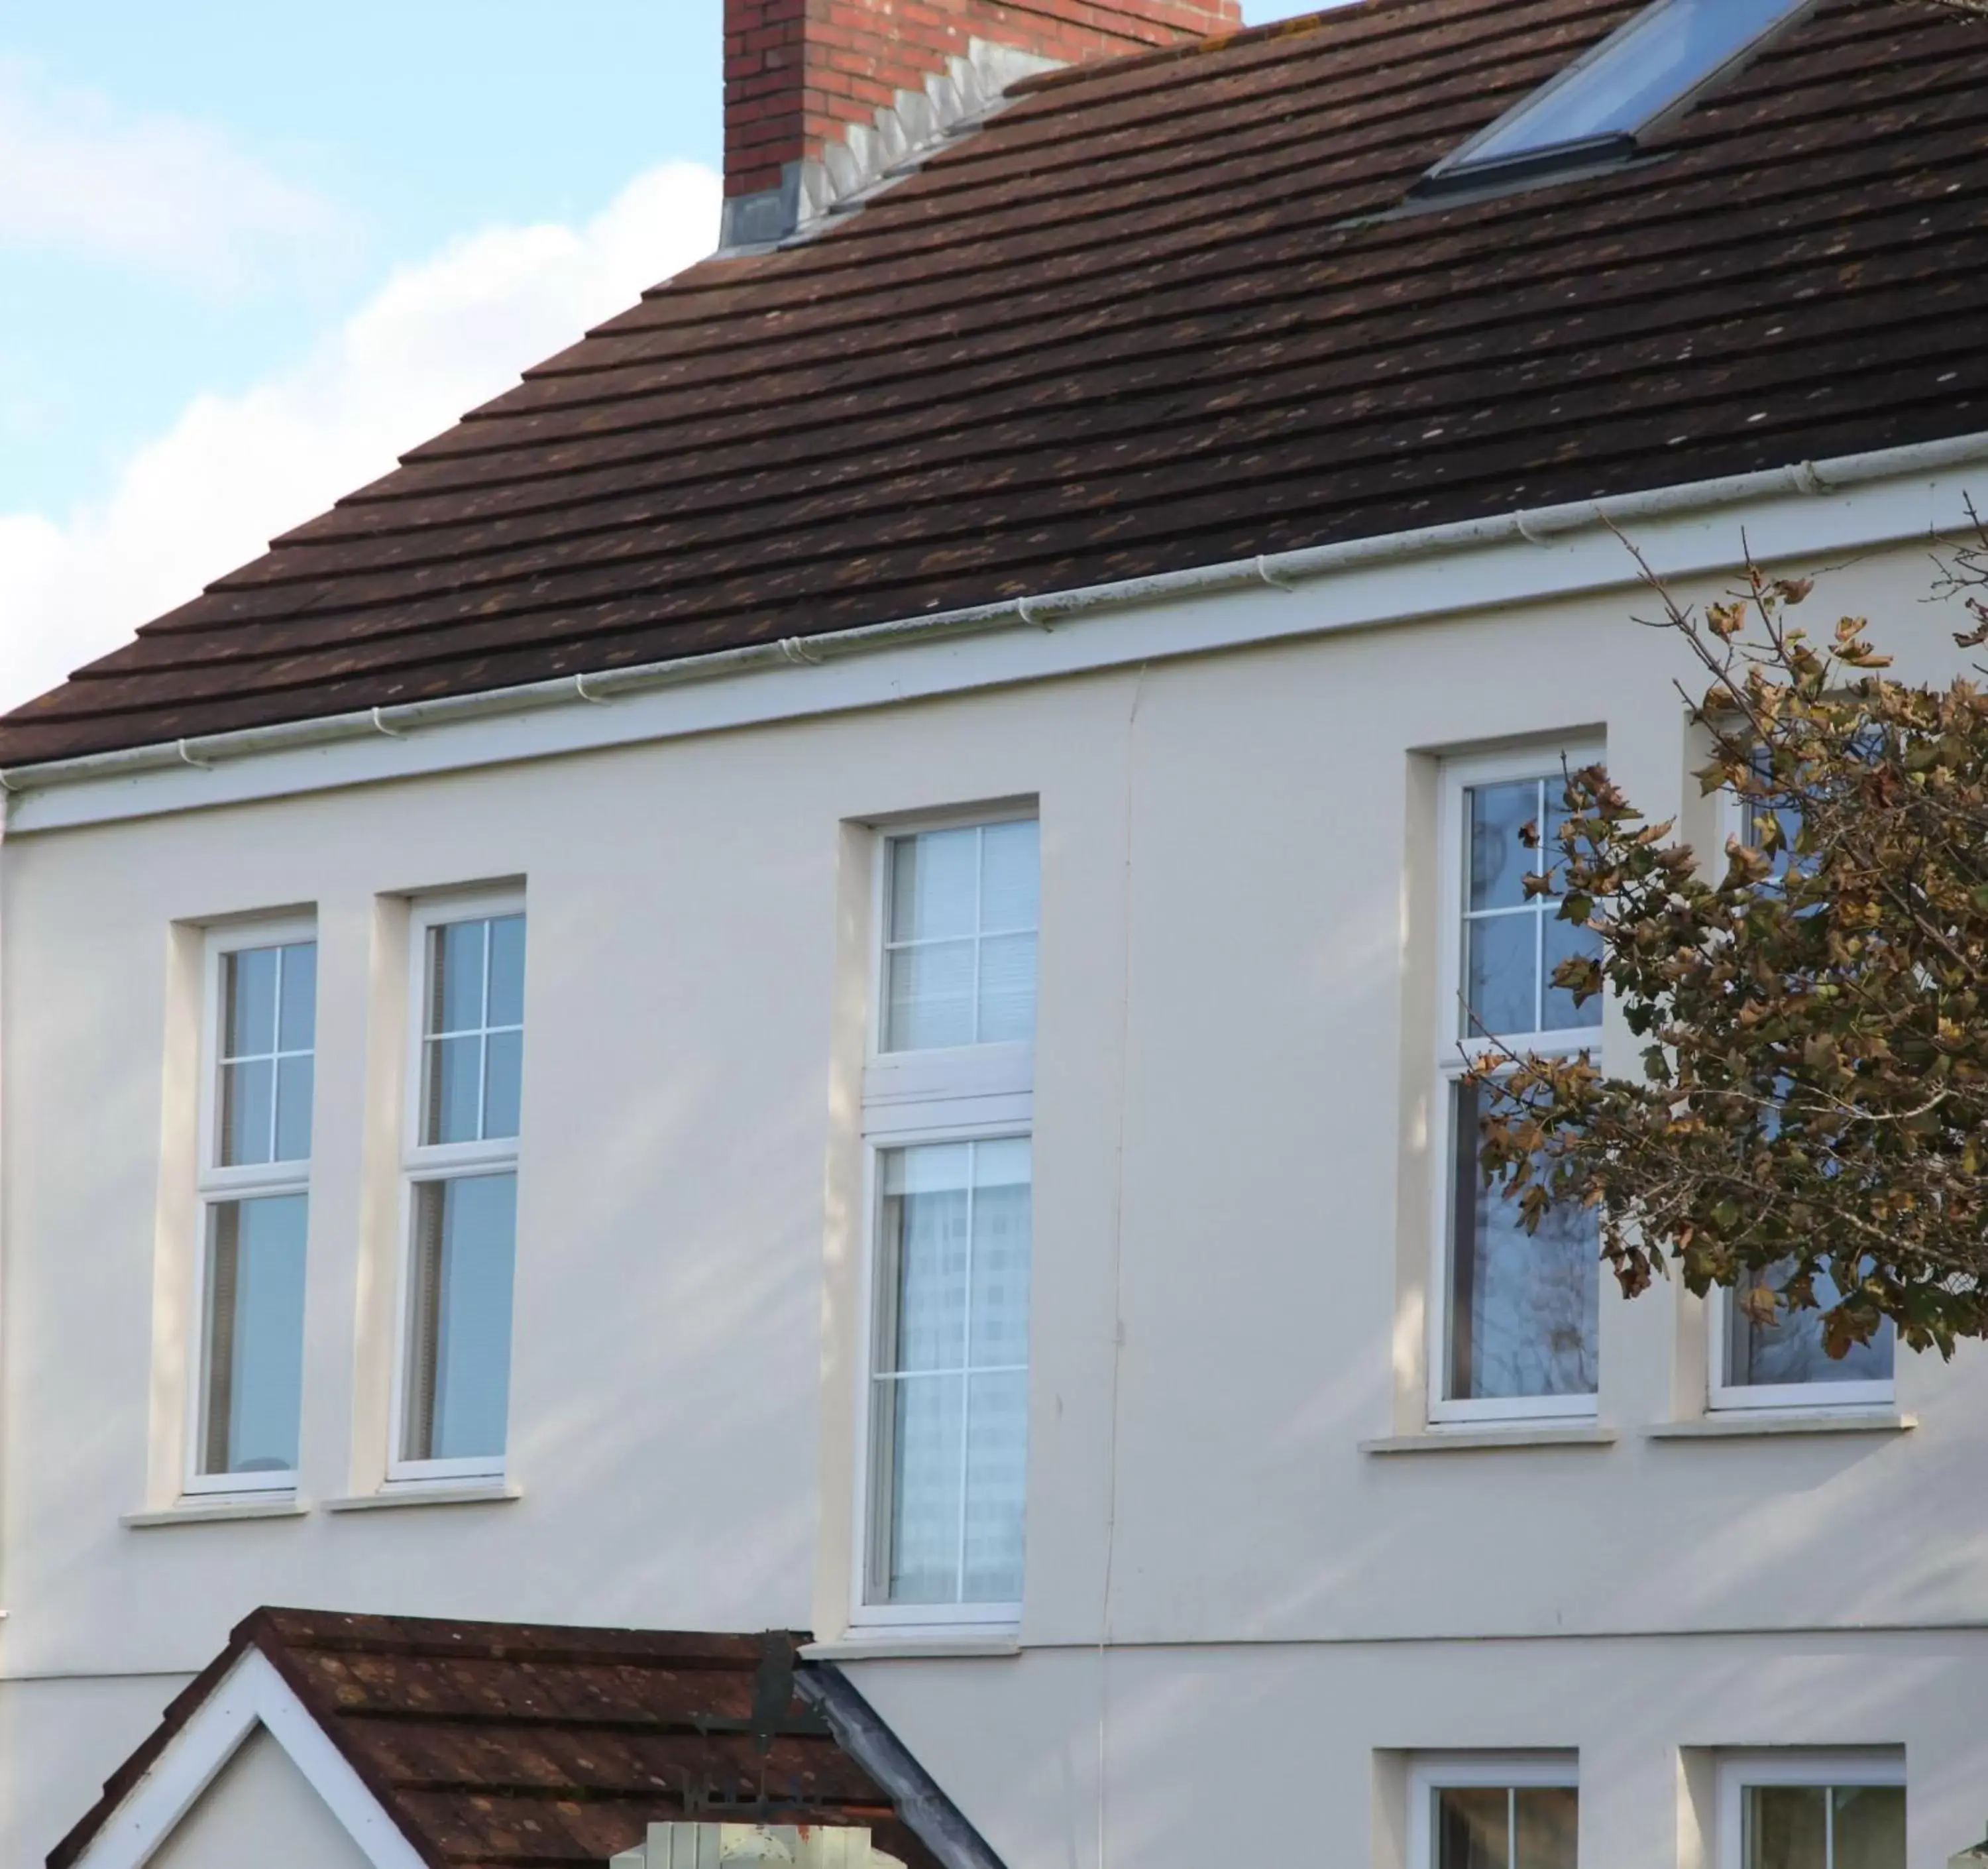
0,160,723,722
0,56,351,290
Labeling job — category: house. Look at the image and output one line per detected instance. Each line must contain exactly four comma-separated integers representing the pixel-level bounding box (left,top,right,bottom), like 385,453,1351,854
1,0,1985,1862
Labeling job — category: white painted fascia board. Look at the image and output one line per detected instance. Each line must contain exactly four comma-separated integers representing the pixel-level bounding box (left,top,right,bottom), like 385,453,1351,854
68,1646,427,1869
7,431,1985,834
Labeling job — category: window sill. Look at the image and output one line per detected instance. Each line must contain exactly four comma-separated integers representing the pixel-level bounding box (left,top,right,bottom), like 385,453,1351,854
325,1482,520,1512
123,1497,308,1528
1362,1424,1618,1455
802,1635,1021,1663
1648,1411,1916,1442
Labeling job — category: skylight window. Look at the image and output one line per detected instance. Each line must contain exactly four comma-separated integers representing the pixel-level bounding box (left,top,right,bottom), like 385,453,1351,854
1425,0,1810,194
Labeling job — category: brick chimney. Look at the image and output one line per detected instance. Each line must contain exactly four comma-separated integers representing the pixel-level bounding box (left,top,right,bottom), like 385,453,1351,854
721,0,1243,247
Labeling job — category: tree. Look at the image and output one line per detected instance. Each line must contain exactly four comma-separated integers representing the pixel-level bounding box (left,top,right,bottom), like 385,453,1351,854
1469,516,1988,1361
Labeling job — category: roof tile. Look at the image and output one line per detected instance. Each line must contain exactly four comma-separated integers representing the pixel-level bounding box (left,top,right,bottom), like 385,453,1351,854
7,0,1986,765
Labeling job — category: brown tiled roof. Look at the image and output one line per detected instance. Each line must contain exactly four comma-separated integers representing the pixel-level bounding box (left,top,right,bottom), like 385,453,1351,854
48,1609,982,1869
7,0,1987,767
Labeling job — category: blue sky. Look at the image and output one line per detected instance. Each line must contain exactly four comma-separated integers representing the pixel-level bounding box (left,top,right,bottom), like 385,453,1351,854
0,0,1324,708
1,2,722,513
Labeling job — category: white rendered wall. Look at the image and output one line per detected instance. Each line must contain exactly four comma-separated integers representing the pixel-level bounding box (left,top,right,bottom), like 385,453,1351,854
2,538,1985,1864
0,1674,189,1869
147,1725,373,1869
848,1632,1988,1869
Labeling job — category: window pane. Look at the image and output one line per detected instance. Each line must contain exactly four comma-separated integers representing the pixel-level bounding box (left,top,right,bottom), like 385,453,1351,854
963,1371,1028,1604
968,1144,1032,1367
873,1139,1032,1607
1450,1080,1599,1401
486,914,526,1028
1515,1787,1579,1869
482,1029,524,1141
429,920,487,1035
1466,913,1538,1041
423,1034,484,1146
278,942,317,1052
885,939,976,1052
1745,793,1806,889
880,1373,964,1606
274,1055,315,1163
1832,1785,1905,1869
977,933,1038,1045
201,1195,307,1477
224,946,279,1058
1542,910,1604,1033
879,1145,970,1375
979,821,1040,931
1466,0,1802,165
1728,1260,1896,1390
1745,1785,1828,1869
1468,780,1541,912
1438,1788,1512,1869
221,1058,275,1168
405,1174,518,1463
890,830,978,942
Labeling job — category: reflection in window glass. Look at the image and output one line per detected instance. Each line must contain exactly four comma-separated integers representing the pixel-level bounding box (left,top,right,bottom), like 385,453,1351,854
1720,781,1893,1400
200,1194,309,1478
869,1139,1031,1607
1728,1259,1895,1391
404,1174,518,1463
1743,1782,1904,1869
1447,768,1601,1406
1449,1082,1599,1402
219,941,317,1167
1435,1784,1578,1869
422,914,525,1145
883,822,1039,1052
1461,777,1600,1043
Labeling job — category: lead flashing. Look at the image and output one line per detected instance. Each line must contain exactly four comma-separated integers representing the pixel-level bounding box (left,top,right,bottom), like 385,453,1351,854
718,40,1060,253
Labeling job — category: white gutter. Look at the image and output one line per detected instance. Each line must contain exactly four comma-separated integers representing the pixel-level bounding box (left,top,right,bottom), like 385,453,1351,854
6,429,1985,799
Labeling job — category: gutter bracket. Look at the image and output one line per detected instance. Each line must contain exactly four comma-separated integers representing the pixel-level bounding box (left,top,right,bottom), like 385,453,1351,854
1793,460,1829,496
778,637,826,667
1514,512,1555,547
1017,597,1054,632
1254,556,1299,592
369,708,406,740
573,673,613,706
176,739,214,771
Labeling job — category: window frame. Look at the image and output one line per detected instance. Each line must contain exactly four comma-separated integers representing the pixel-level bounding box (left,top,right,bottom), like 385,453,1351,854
1704,787,1895,1416
386,888,527,1487
1428,744,1606,1428
1406,1752,1581,1868
1715,1749,1905,1868
186,914,318,1499
1421,0,1814,197
852,810,1038,1634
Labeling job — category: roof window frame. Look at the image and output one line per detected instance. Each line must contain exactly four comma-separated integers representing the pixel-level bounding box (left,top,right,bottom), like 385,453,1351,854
1417,0,1816,201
